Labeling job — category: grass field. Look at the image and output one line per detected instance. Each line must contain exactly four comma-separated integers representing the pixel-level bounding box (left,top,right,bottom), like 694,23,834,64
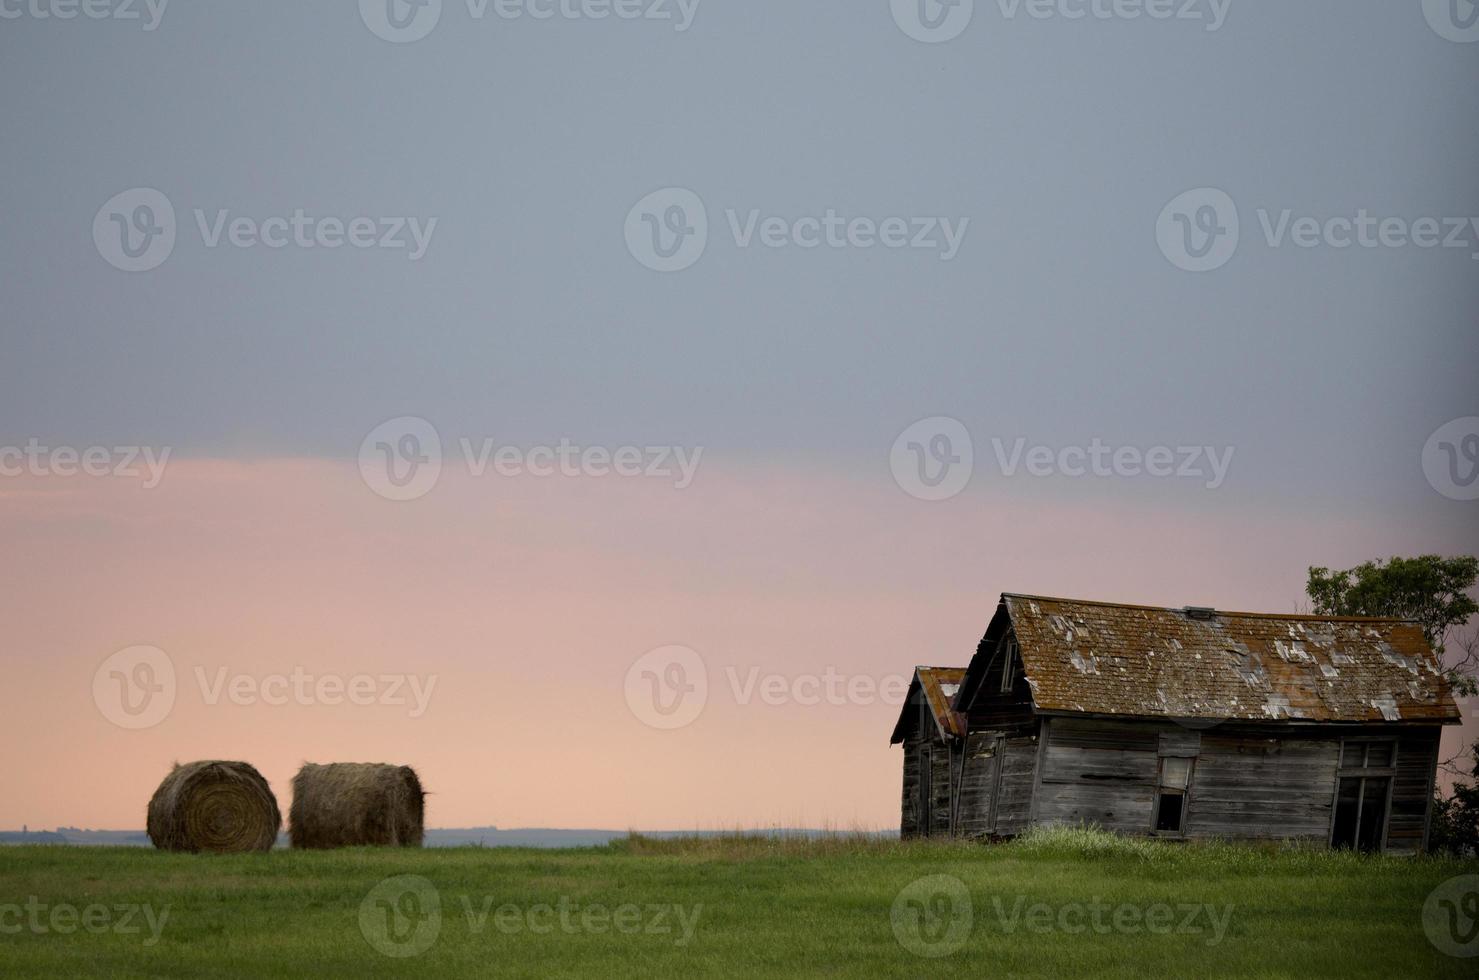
2,828,1477,978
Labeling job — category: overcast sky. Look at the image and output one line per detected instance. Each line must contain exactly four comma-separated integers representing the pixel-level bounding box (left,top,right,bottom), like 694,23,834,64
1,1,1476,829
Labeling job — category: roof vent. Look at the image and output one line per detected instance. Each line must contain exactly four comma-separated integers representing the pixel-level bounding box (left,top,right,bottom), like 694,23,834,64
1184,606,1218,621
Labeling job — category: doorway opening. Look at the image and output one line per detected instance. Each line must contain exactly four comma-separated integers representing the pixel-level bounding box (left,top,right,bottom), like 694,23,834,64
1330,740,1395,852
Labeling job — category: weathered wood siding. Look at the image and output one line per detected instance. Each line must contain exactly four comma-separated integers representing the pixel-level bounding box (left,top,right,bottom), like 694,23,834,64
954,733,1001,838
930,744,952,837
992,732,1041,835
900,731,954,839
955,640,1038,837
1035,718,1158,833
1184,731,1337,842
963,662,1035,732
898,685,945,839
1027,718,1443,850
904,695,1444,848
1035,718,1341,841
900,735,921,839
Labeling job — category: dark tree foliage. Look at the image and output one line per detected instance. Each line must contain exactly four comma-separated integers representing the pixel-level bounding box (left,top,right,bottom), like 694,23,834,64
1306,555,1478,695
1306,555,1477,649
1430,740,1479,857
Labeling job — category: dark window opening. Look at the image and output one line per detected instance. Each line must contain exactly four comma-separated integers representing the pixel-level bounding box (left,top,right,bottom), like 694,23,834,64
1331,776,1390,851
1357,778,1389,851
1153,756,1192,834
1154,793,1185,832
1331,777,1360,848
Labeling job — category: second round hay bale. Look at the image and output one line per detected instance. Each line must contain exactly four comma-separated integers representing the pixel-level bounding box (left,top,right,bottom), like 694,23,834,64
289,763,425,848
146,760,281,854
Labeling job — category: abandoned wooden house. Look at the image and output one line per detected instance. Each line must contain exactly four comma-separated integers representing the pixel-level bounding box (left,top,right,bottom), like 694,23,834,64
891,594,1461,852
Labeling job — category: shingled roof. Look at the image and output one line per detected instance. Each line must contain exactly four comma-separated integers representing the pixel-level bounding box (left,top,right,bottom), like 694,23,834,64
889,667,967,744
960,594,1461,725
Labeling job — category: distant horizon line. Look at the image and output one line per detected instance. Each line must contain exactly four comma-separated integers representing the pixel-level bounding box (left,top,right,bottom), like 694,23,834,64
3,825,895,836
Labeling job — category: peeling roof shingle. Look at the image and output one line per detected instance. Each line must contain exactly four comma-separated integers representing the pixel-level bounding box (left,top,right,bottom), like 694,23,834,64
1002,594,1460,725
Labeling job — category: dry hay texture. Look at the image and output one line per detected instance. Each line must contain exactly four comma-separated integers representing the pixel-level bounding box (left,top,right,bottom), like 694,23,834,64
289,762,425,849
146,760,282,854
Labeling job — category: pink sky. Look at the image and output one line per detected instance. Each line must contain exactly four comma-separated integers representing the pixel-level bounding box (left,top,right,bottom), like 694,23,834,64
1,460,1474,831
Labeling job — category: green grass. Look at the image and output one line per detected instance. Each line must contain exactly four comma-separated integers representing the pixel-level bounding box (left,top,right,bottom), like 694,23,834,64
1,828,1476,978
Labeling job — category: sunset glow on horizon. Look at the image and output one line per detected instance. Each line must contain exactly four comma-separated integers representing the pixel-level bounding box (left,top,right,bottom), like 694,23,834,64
4,456,1473,832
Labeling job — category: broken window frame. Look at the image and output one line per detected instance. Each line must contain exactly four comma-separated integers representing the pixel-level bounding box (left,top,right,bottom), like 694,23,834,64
1151,754,1195,837
997,633,1020,694
1328,737,1397,852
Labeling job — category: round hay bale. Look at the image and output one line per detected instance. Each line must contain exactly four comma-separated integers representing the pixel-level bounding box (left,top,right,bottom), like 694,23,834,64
146,760,281,854
289,763,425,849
